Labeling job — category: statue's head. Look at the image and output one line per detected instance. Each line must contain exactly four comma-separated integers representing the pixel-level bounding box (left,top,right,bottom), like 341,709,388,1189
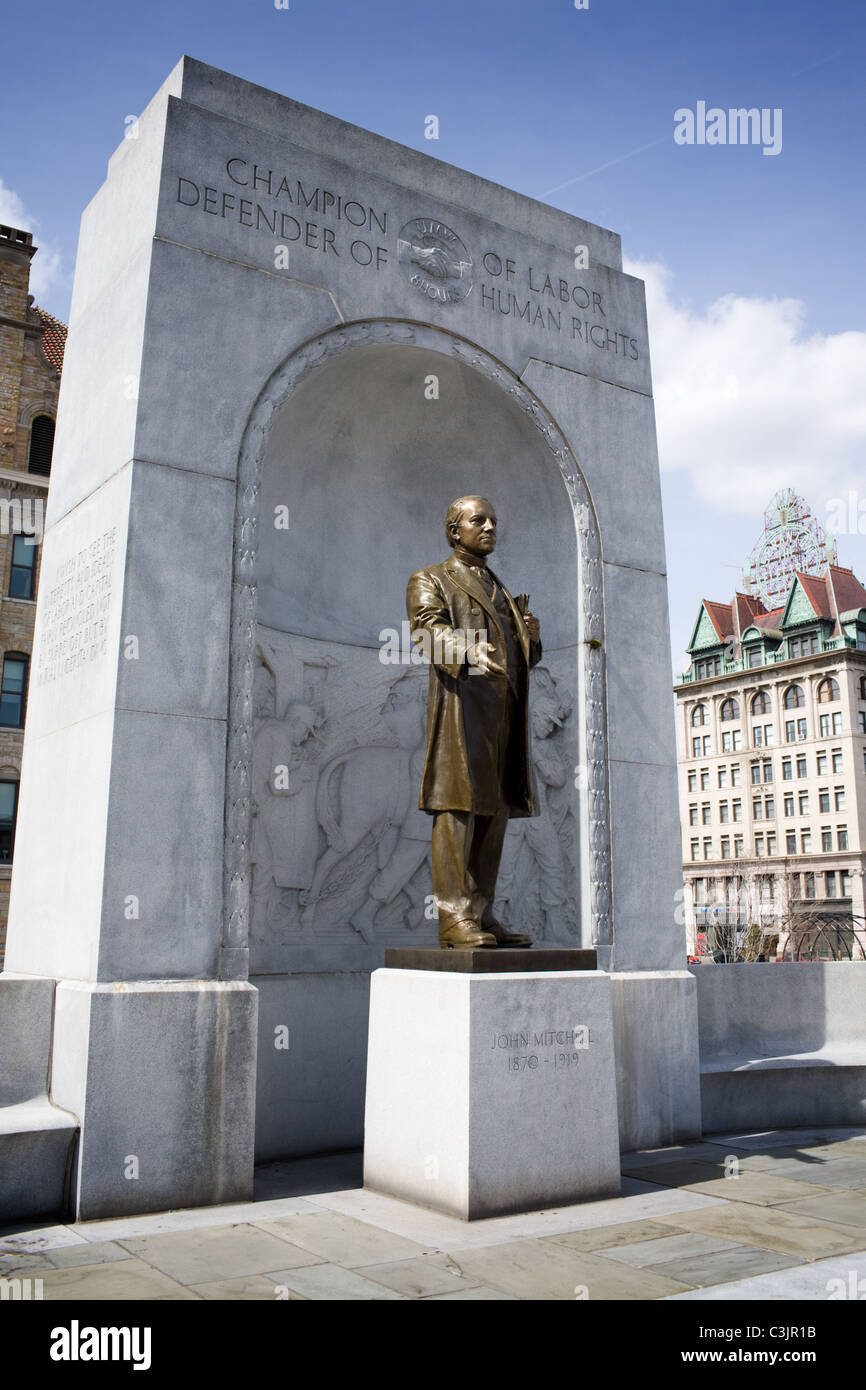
381,674,424,745
445,495,497,556
531,695,563,740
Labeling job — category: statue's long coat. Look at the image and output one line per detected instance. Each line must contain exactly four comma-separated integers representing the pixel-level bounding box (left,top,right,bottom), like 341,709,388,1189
406,552,542,817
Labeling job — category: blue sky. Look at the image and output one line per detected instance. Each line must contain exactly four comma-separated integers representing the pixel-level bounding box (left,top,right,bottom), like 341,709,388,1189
2,0,864,668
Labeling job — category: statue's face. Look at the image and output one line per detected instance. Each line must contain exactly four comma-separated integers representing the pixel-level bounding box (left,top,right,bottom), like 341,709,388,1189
450,498,497,557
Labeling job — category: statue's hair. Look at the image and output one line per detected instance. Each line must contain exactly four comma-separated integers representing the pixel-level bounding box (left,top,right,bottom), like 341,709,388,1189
445,495,495,547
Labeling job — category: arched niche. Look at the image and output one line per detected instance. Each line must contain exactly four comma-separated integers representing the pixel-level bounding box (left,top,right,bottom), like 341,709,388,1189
224,321,611,967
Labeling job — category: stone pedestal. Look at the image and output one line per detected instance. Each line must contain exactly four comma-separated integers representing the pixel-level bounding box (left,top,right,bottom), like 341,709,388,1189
364,968,621,1220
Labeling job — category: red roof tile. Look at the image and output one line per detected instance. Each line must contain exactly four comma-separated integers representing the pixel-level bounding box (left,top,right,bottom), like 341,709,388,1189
34,306,67,371
703,600,733,640
828,565,866,614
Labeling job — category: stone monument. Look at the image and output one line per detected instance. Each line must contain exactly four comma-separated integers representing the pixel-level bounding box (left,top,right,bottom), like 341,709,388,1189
0,57,700,1221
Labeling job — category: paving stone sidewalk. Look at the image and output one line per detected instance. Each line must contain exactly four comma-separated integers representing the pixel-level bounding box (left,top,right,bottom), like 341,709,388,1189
2,1128,866,1300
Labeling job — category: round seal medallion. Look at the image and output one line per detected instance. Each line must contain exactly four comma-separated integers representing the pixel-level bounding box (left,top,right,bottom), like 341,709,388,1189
397,218,473,305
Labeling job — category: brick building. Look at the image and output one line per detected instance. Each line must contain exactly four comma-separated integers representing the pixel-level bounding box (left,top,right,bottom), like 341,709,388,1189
0,225,65,961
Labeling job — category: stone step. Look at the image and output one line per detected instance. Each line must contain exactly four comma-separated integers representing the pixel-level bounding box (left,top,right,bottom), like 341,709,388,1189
0,1099,78,1220
0,974,79,1219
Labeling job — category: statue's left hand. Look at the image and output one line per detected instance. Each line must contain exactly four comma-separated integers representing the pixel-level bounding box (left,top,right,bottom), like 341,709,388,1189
524,612,540,643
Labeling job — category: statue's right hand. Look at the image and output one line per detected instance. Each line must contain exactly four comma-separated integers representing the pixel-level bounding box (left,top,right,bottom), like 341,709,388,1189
467,640,505,677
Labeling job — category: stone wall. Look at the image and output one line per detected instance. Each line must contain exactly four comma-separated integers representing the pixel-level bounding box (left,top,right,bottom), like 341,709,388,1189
0,227,59,962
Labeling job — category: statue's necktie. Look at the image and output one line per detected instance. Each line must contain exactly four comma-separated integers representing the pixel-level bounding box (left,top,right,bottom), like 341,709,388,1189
475,567,495,598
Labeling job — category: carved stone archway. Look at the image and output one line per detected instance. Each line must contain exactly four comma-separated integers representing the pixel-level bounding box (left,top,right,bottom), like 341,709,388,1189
222,319,612,975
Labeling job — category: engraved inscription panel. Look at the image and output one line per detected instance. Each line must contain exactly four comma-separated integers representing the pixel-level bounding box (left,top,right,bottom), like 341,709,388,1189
37,526,118,686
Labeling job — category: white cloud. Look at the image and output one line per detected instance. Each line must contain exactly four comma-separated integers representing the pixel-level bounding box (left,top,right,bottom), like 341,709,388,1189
626,257,866,517
0,178,63,303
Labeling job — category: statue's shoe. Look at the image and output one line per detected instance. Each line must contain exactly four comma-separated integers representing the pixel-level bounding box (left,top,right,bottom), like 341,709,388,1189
440,920,497,949
481,916,533,948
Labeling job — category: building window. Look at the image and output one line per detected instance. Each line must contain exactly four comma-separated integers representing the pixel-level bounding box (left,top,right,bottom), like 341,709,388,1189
0,780,18,862
692,736,701,756
690,839,700,861
688,771,697,792
820,714,830,738
703,735,712,754
789,633,819,658
784,793,794,816
753,798,763,820
835,787,846,811
27,414,55,476
785,718,807,743
860,675,866,700
747,646,763,668
804,872,816,899
783,685,805,709
821,827,832,852
702,803,711,825
755,834,765,857
842,871,853,897
817,677,840,703
720,698,740,721
695,656,722,679
767,833,777,855
826,871,837,898
796,755,807,778
782,757,792,780
9,535,37,600
751,763,762,785
689,804,698,826
752,691,771,715
838,827,849,850
819,789,830,814
721,837,731,859
799,792,810,815
833,712,842,734
816,751,828,774
859,713,866,734
832,750,843,773
801,830,812,852
0,653,28,727
786,831,797,853
732,799,742,821
764,796,775,819
700,769,710,790
719,801,730,823
721,731,731,752
763,760,773,782
734,836,744,858
718,767,728,788
703,838,712,860
691,704,708,727
731,765,742,786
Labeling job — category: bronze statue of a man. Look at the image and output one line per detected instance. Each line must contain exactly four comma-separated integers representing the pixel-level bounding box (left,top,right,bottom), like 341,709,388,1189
407,496,542,948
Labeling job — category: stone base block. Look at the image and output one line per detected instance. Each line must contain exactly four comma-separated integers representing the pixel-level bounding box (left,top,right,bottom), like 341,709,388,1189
610,971,702,1151
363,968,621,1220
51,979,258,1221
0,1100,78,1221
